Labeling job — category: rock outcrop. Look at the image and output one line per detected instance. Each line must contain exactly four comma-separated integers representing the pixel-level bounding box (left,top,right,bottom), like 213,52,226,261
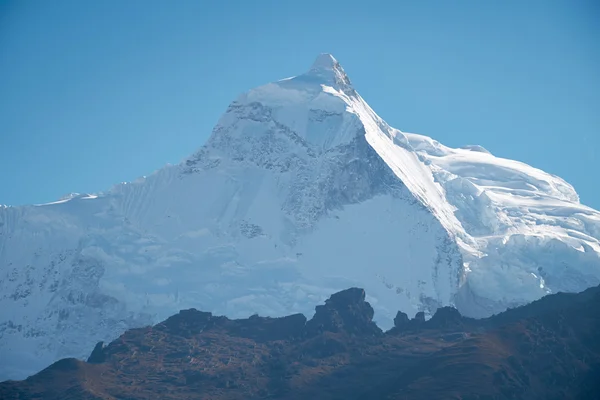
2,285,600,400
305,287,381,337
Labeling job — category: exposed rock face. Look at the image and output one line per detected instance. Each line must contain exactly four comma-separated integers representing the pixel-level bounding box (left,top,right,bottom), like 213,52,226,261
413,311,426,323
393,310,410,328
2,285,600,400
158,309,213,337
305,287,381,337
427,306,464,329
86,341,106,364
391,306,467,333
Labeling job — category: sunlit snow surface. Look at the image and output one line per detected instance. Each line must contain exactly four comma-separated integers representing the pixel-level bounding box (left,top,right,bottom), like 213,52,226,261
1,54,599,380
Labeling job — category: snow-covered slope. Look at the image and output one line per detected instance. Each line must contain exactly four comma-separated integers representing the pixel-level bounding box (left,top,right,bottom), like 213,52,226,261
1,54,599,380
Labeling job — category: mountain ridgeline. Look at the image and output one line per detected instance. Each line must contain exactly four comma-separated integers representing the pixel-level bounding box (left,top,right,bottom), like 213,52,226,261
1,285,599,399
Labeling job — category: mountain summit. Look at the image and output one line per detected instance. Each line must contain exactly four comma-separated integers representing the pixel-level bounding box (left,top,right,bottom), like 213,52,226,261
309,53,338,71
1,54,599,381
305,53,353,90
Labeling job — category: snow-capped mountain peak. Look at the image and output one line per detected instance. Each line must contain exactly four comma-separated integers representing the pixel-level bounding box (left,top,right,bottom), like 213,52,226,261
309,53,339,71
305,53,353,90
204,54,364,153
1,54,599,381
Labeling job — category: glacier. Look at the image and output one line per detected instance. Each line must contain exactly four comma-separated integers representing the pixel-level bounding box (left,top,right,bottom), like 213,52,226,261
1,53,599,380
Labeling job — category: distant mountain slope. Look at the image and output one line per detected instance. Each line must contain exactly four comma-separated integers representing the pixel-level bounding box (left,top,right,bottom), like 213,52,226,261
1,285,599,399
1,54,599,380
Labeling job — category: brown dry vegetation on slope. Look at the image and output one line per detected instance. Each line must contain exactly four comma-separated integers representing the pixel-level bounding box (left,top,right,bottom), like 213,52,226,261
1,286,599,400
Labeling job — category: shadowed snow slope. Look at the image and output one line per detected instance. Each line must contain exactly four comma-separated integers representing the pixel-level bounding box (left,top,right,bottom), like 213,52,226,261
1,53,599,380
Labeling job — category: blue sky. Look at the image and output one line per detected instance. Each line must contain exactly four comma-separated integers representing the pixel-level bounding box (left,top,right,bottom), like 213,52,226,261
1,0,598,208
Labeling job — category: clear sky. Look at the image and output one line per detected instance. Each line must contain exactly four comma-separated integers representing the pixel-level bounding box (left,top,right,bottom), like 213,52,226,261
1,0,598,209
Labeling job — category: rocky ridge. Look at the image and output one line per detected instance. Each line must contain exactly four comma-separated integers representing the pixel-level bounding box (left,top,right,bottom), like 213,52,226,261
1,285,599,399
